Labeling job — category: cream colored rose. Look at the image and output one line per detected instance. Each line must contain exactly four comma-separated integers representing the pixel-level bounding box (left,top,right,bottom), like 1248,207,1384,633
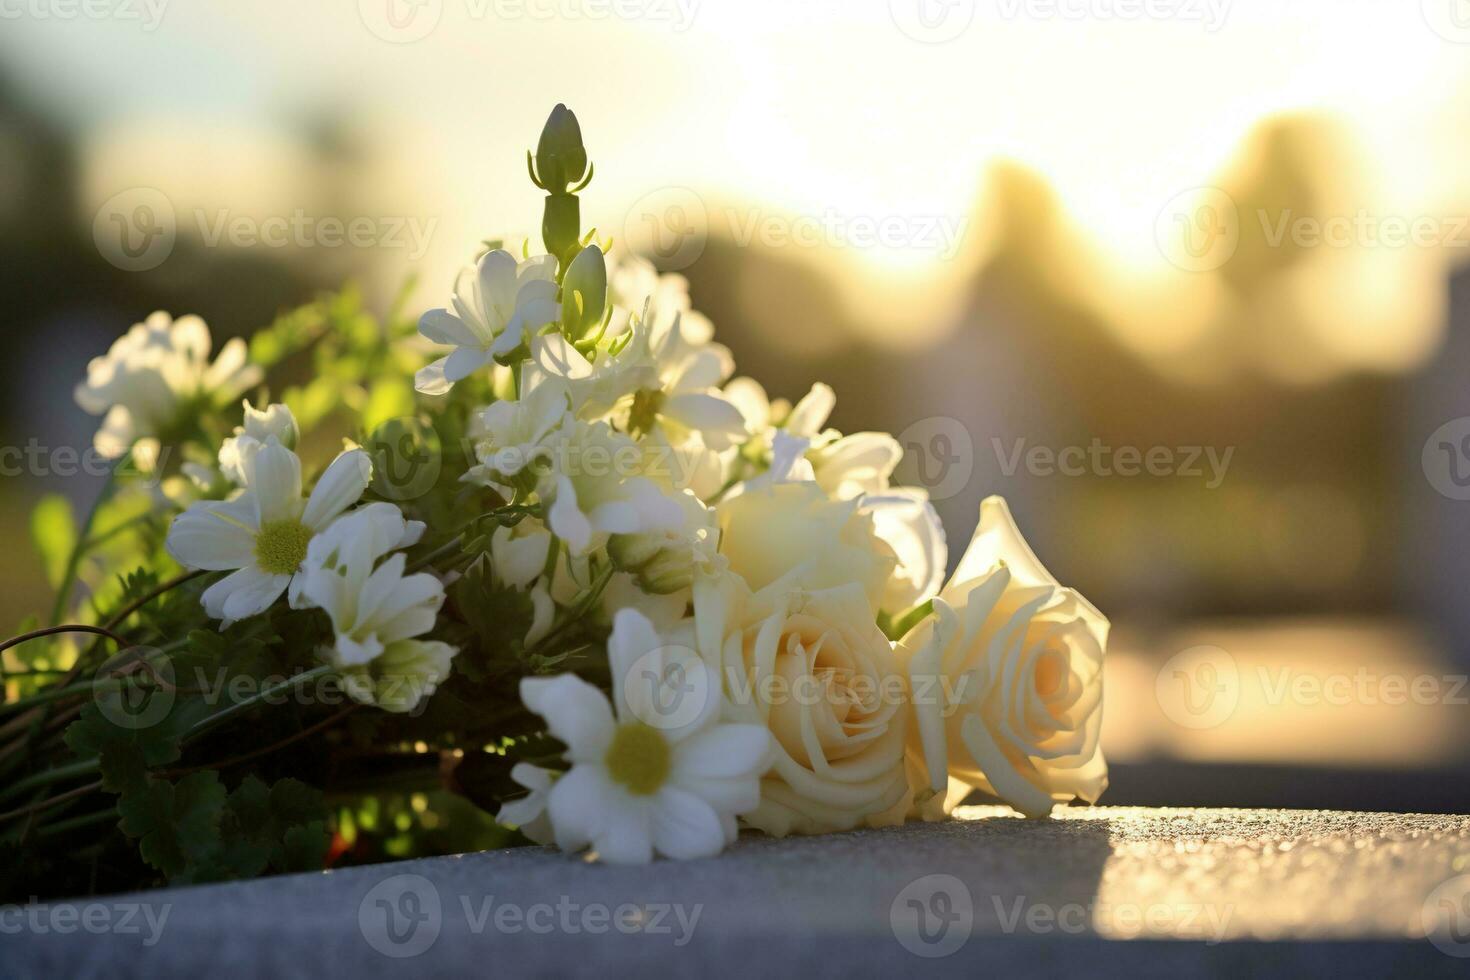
897,496,1108,818
694,572,909,836
714,481,895,614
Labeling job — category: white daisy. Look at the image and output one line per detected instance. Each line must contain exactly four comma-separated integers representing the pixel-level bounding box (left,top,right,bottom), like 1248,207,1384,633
518,609,773,863
74,311,261,467
165,439,411,625
299,505,454,713
415,249,560,395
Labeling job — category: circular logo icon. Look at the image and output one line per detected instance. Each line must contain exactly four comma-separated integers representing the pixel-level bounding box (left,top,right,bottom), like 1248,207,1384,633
888,0,976,43
358,0,443,43
92,646,175,731
620,643,715,734
623,186,708,272
890,873,974,957
366,417,442,501
1423,874,1470,956
93,187,176,272
893,416,973,502
1422,417,1470,501
1155,645,1239,730
359,874,442,958
1155,186,1239,272
1422,0,1470,43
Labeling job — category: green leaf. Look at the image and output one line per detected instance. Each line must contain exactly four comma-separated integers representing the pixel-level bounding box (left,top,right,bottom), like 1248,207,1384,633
30,495,76,589
118,771,227,878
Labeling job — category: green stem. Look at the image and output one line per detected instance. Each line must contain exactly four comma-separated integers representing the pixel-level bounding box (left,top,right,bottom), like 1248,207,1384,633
48,463,121,628
0,665,334,803
526,562,614,658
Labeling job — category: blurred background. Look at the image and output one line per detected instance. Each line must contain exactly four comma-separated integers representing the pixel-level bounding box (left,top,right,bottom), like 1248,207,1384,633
4,1,1470,812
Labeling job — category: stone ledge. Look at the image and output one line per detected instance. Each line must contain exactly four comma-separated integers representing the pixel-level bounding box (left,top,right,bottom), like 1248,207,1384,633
8,807,1470,977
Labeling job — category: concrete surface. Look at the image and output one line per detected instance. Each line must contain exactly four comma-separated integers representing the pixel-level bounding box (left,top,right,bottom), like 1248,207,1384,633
8,806,1470,977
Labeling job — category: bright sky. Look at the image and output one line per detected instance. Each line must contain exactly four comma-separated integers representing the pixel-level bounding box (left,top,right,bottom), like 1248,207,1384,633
4,1,1469,360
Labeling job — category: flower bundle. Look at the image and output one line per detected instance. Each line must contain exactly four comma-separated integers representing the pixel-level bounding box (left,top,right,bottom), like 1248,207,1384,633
1,107,1106,891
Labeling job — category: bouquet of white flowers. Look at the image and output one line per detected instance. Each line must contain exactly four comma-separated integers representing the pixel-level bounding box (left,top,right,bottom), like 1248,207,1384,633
0,106,1107,893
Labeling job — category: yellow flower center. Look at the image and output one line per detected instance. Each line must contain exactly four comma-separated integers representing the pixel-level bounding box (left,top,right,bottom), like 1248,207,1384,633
254,519,313,575
604,722,671,796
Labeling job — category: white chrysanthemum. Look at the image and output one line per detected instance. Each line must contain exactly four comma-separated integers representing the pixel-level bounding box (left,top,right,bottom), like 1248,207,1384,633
415,249,560,395
218,400,299,486
165,439,416,625
74,311,261,466
300,505,454,713
518,609,773,863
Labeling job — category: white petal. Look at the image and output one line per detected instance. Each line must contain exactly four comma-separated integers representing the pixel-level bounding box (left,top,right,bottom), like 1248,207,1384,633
662,393,747,449
418,308,480,348
248,440,303,524
547,475,593,553
415,356,453,395
545,764,613,853
519,674,615,762
165,497,257,570
786,382,835,437
672,724,773,782
651,787,726,860
301,449,371,529
444,345,492,382
202,566,289,624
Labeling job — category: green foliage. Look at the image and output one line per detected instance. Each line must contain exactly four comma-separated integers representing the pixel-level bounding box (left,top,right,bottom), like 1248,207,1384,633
30,495,76,590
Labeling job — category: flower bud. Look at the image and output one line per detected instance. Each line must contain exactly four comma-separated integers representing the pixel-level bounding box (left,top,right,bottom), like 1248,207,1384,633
561,244,607,338
534,104,588,193
607,531,694,595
